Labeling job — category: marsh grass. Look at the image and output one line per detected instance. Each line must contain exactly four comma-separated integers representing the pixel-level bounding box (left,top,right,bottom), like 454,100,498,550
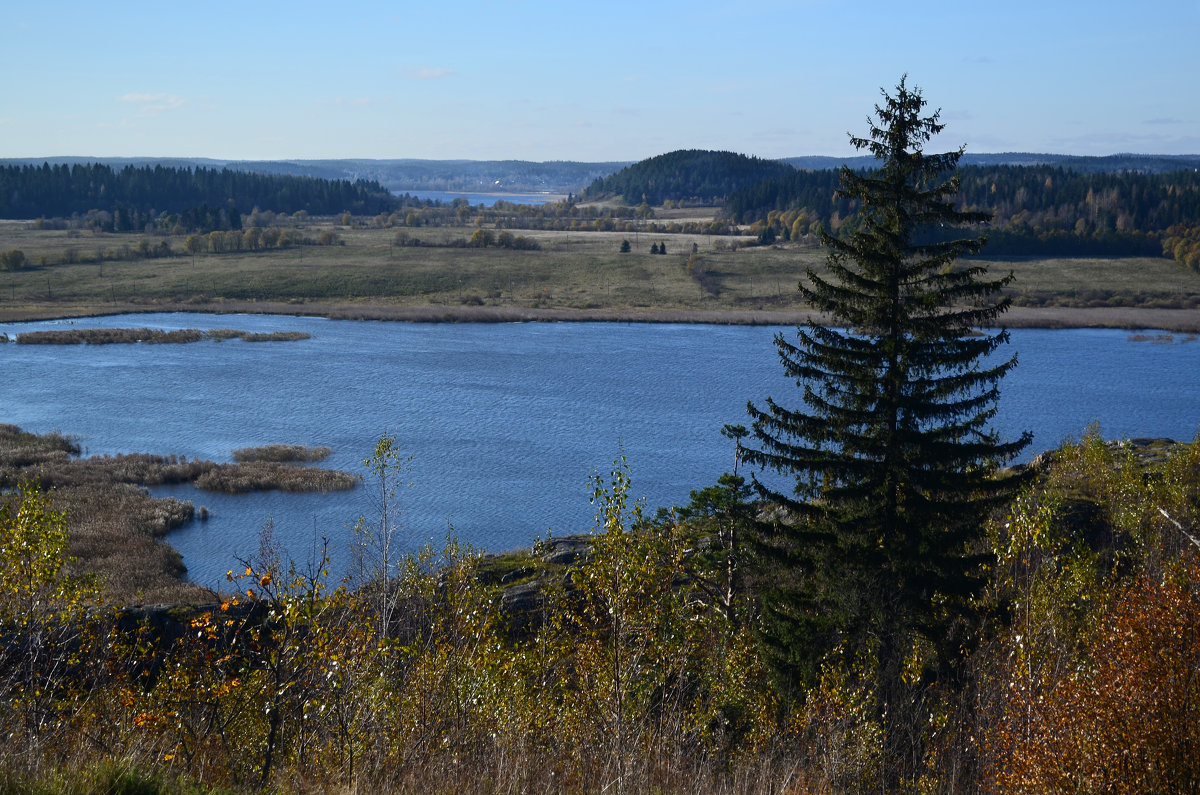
193,462,355,494
232,444,332,463
0,426,354,603
14,327,310,345
2,215,1197,325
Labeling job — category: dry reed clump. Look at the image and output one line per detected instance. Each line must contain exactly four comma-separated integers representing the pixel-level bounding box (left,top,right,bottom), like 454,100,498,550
194,462,356,494
1,447,352,495
16,327,205,344
208,328,311,342
0,424,80,470
1,452,215,491
231,330,310,342
14,327,310,345
232,444,332,463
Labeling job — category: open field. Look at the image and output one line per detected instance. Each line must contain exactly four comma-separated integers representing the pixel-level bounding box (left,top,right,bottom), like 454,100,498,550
2,217,1199,328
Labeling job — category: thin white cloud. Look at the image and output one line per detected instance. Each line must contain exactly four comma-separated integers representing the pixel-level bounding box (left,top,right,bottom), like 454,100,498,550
118,93,186,116
406,66,456,80
1144,117,1184,125
333,97,373,107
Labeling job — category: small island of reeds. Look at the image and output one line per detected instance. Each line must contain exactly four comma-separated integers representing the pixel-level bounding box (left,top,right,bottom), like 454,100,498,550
232,443,333,463
13,327,310,345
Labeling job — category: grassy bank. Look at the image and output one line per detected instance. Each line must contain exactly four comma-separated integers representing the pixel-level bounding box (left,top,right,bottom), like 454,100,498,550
2,216,1199,328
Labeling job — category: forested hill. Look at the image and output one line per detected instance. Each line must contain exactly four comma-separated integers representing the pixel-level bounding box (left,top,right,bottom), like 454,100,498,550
0,162,397,221
580,150,796,205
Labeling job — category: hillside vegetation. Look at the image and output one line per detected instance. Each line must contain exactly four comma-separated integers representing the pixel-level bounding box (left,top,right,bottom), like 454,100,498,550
1,431,1198,792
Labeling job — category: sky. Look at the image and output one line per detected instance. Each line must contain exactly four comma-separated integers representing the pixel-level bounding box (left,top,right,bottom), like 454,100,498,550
2,0,1197,162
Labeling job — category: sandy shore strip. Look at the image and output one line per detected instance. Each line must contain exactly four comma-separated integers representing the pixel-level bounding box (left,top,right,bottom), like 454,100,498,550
1,301,1198,332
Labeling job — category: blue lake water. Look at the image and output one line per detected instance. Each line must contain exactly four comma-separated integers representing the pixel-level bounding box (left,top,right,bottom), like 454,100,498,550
2,313,1198,588
395,191,558,206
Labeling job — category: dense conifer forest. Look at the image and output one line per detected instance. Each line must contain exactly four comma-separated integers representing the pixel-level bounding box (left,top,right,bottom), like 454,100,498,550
0,162,397,223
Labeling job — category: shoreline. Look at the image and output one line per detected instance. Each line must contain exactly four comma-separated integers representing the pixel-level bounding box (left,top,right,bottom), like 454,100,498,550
1,300,1198,332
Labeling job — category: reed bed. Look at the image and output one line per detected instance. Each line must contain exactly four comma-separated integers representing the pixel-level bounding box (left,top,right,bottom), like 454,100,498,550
194,461,356,494
0,423,80,469
13,327,311,345
1,448,354,495
208,328,311,342
56,482,201,603
232,443,333,462
1,426,355,602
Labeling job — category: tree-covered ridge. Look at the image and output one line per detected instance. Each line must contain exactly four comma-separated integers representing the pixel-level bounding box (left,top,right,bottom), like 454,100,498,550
581,149,797,205
0,162,398,220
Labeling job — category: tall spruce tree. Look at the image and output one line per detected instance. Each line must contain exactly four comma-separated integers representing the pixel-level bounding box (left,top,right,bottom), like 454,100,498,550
741,77,1031,766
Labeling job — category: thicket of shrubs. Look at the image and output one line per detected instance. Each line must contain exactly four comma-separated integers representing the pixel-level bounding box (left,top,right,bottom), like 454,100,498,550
1,430,1198,792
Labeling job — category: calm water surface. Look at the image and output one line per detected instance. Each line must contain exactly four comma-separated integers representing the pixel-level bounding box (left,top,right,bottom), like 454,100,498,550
2,313,1198,587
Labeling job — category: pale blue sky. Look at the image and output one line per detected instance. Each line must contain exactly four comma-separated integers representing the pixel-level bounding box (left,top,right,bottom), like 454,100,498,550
2,0,1197,161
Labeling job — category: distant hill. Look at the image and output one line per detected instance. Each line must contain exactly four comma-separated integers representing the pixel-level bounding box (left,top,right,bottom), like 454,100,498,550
580,150,797,205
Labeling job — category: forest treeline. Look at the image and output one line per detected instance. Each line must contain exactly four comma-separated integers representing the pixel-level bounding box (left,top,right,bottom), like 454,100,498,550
730,163,1200,265
583,150,1200,266
0,162,397,227
6,156,1200,268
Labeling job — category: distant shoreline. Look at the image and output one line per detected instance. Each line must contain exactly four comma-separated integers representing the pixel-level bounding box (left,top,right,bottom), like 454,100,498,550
1,301,1199,332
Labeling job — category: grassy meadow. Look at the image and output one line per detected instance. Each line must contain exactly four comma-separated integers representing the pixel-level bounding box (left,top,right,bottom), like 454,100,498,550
2,214,1199,325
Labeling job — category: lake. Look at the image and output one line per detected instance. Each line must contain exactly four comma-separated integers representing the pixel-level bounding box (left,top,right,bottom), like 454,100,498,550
2,313,1198,588
395,191,559,206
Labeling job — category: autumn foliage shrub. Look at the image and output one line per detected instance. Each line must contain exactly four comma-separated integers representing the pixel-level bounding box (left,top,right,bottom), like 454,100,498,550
989,553,1200,792
976,431,1200,792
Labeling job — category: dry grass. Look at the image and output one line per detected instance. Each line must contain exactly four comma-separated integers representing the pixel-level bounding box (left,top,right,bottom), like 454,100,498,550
194,462,355,494
13,327,310,344
3,216,1199,327
232,444,332,463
